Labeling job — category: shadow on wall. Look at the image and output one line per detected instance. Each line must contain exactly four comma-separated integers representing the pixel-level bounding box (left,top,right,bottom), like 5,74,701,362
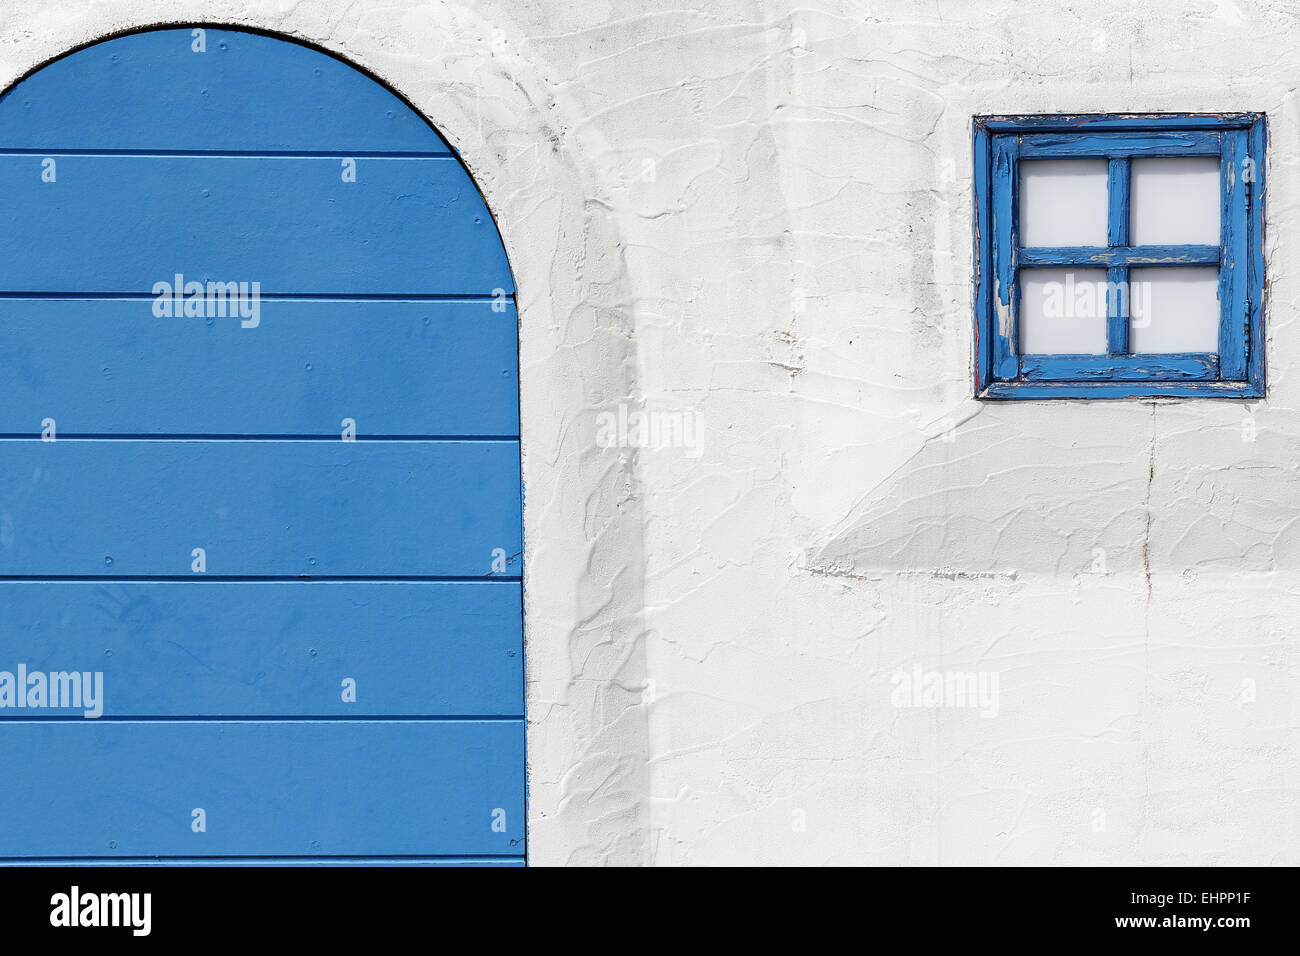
812,401,1297,579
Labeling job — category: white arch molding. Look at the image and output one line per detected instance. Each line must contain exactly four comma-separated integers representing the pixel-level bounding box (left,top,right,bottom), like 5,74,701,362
0,2,650,867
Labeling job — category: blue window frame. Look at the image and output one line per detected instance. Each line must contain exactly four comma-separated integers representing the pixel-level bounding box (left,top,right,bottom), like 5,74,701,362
973,113,1266,399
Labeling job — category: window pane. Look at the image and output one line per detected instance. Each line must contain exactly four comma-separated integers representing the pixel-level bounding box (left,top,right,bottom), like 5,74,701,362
1019,268,1109,354
1129,267,1220,353
1131,158,1220,245
1019,160,1109,247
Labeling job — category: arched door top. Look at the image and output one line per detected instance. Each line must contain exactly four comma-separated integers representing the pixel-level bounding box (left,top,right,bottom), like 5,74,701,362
0,26,450,154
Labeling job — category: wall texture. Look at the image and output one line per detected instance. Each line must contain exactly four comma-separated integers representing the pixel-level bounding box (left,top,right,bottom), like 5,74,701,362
3,0,1295,865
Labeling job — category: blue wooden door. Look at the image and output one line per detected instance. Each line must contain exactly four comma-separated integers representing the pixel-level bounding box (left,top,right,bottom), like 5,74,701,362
0,27,525,865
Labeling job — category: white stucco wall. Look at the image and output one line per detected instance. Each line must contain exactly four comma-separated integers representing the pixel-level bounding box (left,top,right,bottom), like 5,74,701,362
3,0,1296,865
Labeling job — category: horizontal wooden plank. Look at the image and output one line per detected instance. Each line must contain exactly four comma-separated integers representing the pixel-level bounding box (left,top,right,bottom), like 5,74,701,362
0,28,450,153
1019,131,1221,158
0,439,521,576
980,380,1260,399
0,298,518,436
1019,245,1219,267
978,113,1260,132
8,857,526,866
0,156,512,294
0,720,524,858
0,581,520,716
1020,353,1218,381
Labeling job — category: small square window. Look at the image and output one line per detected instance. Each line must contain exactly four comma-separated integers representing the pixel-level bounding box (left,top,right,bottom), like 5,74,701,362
973,113,1266,398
